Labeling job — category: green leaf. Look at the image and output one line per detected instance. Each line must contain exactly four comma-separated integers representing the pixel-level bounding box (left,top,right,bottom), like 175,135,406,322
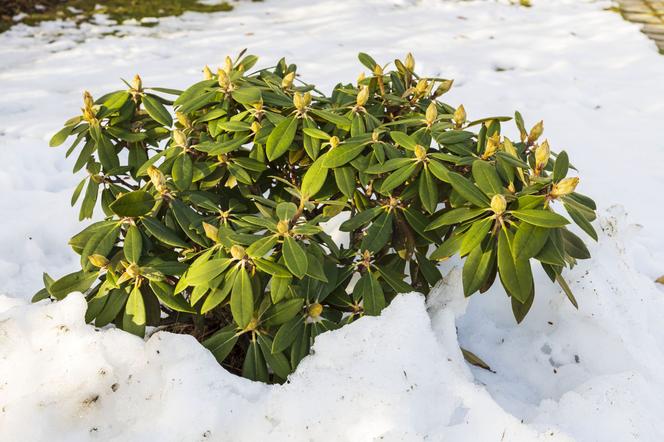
322,142,366,168
459,218,493,256
188,258,232,286
426,207,486,231
258,334,292,379
142,217,189,248
511,209,569,228
302,127,330,140
511,289,534,324
497,229,533,304
283,236,308,279
49,271,98,300
110,191,155,217
334,166,356,198
462,245,496,297
472,160,503,196
553,151,569,182
561,229,591,259
266,116,298,161
380,162,418,193
556,274,578,309
124,225,142,263
358,52,378,70
201,274,234,313
365,157,414,174
355,273,386,316
428,160,451,182
254,258,291,277
564,203,598,241
513,222,549,259
246,235,278,258
263,298,304,326
49,125,75,147
389,131,417,150
142,94,172,127
242,340,268,382
447,172,490,207
123,284,146,337
149,280,195,313
339,207,382,232
418,168,438,213
231,87,262,105
360,211,393,252
231,267,254,328
301,156,328,198
376,266,413,293
309,108,351,130
172,154,193,191
276,202,298,221
202,325,238,363
272,317,305,353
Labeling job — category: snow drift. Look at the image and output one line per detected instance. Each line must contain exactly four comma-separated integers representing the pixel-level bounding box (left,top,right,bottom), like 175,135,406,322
1,209,664,441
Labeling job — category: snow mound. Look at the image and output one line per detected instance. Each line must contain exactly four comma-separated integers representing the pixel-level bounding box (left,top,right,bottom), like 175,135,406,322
2,209,663,441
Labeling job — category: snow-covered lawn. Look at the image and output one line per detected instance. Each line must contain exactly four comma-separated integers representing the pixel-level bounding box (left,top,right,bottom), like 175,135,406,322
1,0,664,440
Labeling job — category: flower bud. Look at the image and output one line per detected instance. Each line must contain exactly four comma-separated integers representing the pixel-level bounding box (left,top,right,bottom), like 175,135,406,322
293,92,305,111
371,130,380,142
223,56,233,74
281,71,295,89
415,79,428,95
83,90,94,110
329,136,340,149
147,166,167,193
405,52,415,71
277,220,289,235
230,245,246,260
550,177,579,198
482,133,500,159
491,194,507,215
88,254,109,268
126,263,140,278
175,111,190,128
414,144,427,161
453,104,466,127
303,91,312,107
217,68,230,89
535,140,550,171
308,302,323,318
251,121,261,133
131,74,142,92
202,222,219,242
434,79,453,97
373,64,383,76
527,120,543,144
173,129,188,147
203,65,213,80
425,102,438,125
356,86,369,107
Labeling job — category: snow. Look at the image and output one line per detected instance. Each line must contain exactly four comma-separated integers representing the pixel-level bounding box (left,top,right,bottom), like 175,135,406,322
1,0,664,440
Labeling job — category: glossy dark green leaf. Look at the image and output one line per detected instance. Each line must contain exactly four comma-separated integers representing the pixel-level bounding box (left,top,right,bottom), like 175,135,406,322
231,267,253,328
202,325,238,363
513,222,549,259
510,209,569,228
142,94,173,127
426,207,486,231
339,207,382,232
553,151,569,182
123,284,146,337
124,225,142,263
110,191,155,217
497,229,533,304
360,211,393,252
49,271,98,300
380,162,418,193
447,172,490,207
471,160,503,196
266,116,298,161
322,142,366,168
418,168,438,213
172,154,193,191
283,236,308,279
462,245,496,297
142,217,189,248
301,156,328,198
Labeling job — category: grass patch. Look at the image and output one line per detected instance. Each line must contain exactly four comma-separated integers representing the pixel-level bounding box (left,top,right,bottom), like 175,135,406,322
1,0,236,33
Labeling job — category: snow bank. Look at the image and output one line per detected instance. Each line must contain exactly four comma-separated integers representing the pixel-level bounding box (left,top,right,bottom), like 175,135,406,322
1,209,663,441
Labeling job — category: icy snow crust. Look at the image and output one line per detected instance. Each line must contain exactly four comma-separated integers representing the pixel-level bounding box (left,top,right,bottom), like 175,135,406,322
1,0,664,440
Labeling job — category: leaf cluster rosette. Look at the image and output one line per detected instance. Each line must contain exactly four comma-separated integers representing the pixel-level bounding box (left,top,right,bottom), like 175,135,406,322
38,51,597,382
